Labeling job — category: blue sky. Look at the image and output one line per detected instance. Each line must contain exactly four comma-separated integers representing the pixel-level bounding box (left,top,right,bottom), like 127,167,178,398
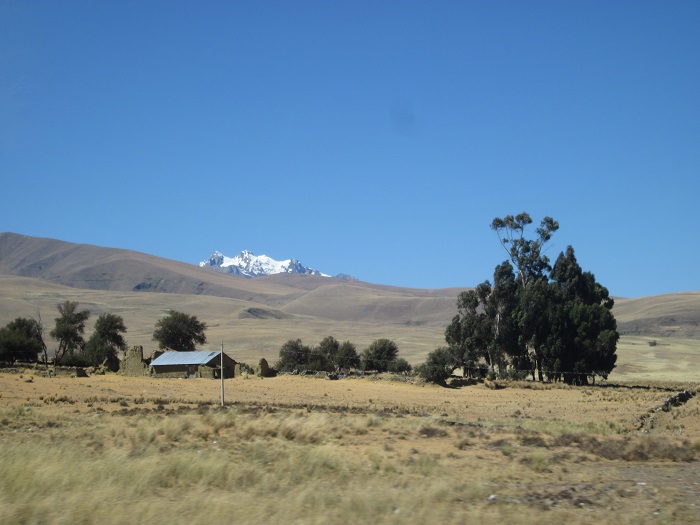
2,1,699,298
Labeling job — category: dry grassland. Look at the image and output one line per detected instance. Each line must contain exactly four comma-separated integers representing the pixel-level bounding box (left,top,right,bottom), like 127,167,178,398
0,275,449,363
1,372,699,524
2,275,699,383
615,336,700,382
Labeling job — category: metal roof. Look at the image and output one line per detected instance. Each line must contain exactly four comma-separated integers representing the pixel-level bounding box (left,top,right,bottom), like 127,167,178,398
150,351,221,367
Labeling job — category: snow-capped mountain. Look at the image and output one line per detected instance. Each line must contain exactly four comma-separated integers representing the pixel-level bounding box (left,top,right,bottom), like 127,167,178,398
199,250,355,280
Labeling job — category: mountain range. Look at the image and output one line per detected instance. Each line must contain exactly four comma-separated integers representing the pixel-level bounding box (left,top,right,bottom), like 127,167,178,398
0,231,698,380
199,250,356,280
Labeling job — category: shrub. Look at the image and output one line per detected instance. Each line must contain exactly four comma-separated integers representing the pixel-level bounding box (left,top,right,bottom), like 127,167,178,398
387,357,412,374
275,339,311,372
418,347,453,384
360,339,399,372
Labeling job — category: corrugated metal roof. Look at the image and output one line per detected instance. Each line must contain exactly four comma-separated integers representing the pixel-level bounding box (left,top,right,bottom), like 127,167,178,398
150,351,221,366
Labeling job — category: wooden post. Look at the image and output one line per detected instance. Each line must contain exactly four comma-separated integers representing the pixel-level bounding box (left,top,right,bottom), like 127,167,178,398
220,340,225,407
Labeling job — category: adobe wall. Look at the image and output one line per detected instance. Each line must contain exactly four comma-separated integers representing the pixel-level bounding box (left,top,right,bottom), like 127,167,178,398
120,346,149,377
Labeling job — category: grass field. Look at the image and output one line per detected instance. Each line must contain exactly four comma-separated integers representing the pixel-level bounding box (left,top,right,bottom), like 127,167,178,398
1,372,699,524
615,336,700,383
1,265,699,522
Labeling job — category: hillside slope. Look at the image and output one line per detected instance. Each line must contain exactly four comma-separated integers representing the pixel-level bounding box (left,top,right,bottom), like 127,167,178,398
614,292,700,338
1,232,699,378
0,232,461,327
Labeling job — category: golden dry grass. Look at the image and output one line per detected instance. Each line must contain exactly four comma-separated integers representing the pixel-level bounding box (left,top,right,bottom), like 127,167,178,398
615,336,700,382
1,373,699,524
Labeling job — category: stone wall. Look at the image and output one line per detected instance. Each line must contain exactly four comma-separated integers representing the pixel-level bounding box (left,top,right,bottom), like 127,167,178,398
257,358,271,377
120,346,149,377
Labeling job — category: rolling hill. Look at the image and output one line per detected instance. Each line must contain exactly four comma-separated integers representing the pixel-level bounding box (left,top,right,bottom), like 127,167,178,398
1,232,698,380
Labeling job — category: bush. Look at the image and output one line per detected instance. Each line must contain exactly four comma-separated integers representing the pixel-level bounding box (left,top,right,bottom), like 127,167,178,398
307,348,332,372
82,335,120,371
59,352,92,368
360,339,399,372
418,347,453,384
0,318,44,364
387,358,412,374
334,340,360,371
275,339,311,372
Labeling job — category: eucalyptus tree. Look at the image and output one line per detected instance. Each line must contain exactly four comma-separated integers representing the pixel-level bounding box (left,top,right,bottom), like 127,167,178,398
490,213,559,286
490,213,561,380
548,246,618,384
482,261,522,374
433,213,619,385
445,288,489,376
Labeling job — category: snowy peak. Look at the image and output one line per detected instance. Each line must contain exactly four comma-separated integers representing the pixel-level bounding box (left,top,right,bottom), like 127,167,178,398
199,250,339,279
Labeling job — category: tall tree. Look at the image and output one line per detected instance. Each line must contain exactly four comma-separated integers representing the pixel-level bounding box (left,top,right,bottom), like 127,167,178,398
491,213,559,286
486,261,522,372
490,213,560,380
445,262,521,377
516,276,553,381
549,246,618,384
30,310,49,365
435,214,618,385
445,286,491,376
50,301,90,364
152,310,207,352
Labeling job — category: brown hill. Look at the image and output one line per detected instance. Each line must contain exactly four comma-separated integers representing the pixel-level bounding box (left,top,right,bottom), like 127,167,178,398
0,232,459,326
1,232,699,378
614,292,700,338
0,233,462,362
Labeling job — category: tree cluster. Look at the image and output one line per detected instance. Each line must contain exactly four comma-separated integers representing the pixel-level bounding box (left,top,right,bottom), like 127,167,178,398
421,213,618,385
1,305,210,369
0,317,46,364
275,337,410,374
0,301,129,370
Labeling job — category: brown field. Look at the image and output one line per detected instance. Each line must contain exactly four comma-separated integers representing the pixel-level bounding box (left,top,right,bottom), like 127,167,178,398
1,372,699,524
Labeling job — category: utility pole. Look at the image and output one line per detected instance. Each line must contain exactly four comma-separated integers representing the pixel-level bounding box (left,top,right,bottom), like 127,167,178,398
220,340,225,407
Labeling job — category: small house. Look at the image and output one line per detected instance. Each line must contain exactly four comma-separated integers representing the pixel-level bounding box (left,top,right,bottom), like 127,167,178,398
149,351,237,379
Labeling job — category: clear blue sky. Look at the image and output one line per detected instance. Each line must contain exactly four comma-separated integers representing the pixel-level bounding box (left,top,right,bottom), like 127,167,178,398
2,1,699,298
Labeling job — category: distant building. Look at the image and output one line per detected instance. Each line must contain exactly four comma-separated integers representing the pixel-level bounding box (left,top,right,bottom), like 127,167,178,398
150,351,237,379
120,346,237,378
